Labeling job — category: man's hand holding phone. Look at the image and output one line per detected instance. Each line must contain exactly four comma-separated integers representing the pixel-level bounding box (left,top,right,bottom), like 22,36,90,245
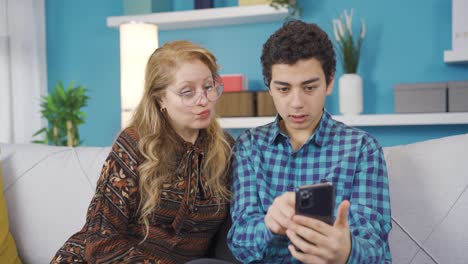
286,183,352,264
265,183,335,235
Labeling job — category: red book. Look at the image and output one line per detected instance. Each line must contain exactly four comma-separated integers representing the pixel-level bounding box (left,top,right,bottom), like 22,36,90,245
221,74,248,92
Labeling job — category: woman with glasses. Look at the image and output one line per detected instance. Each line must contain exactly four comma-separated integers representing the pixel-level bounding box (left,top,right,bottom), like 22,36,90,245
52,41,234,264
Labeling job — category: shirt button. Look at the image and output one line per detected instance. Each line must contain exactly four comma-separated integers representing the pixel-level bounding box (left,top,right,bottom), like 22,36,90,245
194,207,198,212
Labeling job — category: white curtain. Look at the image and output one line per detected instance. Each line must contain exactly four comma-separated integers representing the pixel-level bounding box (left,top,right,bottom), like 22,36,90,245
0,0,47,143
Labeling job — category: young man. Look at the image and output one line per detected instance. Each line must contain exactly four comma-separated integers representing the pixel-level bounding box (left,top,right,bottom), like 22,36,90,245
227,20,392,263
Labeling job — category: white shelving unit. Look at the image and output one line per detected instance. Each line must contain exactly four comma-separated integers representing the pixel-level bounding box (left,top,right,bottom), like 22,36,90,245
444,50,468,63
107,5,288,30
107,5,468,128
219,113,468,129
444,0,468,63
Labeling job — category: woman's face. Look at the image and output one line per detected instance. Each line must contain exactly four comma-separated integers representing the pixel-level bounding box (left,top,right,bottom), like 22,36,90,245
160,59,217,142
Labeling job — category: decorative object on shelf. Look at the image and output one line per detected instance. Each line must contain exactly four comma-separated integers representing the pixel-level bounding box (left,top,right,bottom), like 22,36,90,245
333,9,366,115
447,81,468,112
119,22,158,128
239,0,270,6
220,74,248,92
394,82,447,113
256,91,277,116
216,91,255,117
123,0,172,15
270,0,301,18
338,73,363,115
33,81,89,147
194,0,214,9
216,91,276,117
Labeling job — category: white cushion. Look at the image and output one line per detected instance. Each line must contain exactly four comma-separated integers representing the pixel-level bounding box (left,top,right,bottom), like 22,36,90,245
384,133,468,264
0,143,110,263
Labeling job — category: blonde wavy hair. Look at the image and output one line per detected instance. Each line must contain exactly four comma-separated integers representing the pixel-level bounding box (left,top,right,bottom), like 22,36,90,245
129,40,232,237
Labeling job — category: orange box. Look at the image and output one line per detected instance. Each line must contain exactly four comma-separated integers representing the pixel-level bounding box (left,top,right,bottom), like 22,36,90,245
221,74,248,92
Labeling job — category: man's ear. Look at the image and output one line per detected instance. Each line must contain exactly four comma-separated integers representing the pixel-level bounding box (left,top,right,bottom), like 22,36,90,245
326,78,335,96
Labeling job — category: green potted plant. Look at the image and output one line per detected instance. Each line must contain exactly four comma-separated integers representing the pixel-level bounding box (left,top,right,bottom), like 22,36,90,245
270,0,302,18
33,81,90,147
332,9,366,115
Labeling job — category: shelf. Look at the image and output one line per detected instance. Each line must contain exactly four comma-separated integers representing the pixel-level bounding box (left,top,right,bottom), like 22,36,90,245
444,50,468,63
219,112,468,129
107,5,288,30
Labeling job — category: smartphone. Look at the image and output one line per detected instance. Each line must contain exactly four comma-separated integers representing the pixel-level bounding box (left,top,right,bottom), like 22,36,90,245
295,182,335,225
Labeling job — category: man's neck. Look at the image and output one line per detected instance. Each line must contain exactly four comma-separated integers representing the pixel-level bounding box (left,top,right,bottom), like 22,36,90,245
279,121,317,152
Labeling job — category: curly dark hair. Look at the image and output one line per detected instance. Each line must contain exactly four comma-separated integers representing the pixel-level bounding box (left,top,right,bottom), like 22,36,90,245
261,20,336,87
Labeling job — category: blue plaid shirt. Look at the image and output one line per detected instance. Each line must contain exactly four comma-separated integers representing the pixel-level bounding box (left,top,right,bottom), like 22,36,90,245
227,110,392,263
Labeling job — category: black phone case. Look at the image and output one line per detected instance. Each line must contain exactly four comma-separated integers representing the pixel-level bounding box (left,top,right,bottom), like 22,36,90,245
295,182,335,225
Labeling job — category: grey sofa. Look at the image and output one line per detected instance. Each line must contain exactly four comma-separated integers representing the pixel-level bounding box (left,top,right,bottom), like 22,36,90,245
1,133,468,263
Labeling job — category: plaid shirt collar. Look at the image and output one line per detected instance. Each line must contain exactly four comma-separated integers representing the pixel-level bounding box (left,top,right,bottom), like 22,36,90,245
268,109,333,147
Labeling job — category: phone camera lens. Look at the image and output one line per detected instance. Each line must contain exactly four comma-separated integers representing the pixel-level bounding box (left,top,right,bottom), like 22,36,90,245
300,190,313,208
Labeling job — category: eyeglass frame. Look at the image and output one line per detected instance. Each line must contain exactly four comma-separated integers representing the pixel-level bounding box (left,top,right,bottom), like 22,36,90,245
165,76,224,106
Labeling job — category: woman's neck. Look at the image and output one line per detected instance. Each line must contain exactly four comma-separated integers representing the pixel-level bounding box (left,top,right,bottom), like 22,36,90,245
177,128,199,144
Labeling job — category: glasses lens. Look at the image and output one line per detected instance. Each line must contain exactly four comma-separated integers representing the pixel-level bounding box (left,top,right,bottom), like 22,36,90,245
207,83,222,101
181,80,223,106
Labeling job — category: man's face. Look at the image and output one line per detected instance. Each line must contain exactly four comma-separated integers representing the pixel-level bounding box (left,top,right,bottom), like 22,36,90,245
269,58,334,134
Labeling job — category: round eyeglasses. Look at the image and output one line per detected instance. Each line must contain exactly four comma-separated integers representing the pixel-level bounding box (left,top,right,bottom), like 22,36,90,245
168,79,223,107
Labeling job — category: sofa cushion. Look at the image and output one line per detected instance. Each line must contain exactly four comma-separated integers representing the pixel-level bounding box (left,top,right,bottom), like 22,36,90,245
384,133,468,264
0,143,109,263
0,149,21,264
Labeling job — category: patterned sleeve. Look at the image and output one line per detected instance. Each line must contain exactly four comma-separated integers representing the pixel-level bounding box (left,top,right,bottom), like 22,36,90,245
227,131,283,263
82,129,156,263
346,139,392,264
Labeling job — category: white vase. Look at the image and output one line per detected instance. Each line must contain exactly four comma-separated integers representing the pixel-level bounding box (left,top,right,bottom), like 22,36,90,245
338,74,363,115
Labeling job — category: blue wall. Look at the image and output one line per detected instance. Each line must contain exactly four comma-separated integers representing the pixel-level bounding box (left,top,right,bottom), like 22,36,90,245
46,0,123,146
45,0,468,147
